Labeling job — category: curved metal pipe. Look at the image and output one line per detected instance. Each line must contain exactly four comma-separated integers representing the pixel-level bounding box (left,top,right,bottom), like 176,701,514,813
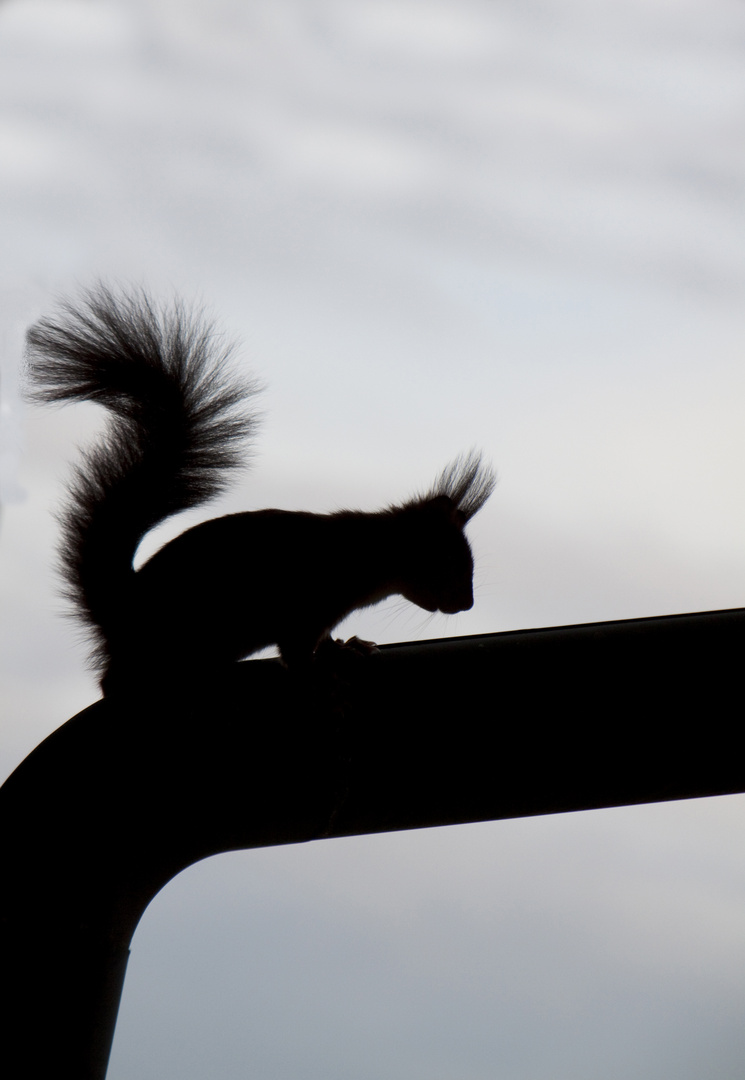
2,607,744,1077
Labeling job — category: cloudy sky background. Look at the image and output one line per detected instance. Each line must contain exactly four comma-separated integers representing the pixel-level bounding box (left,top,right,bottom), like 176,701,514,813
1,0,744,1077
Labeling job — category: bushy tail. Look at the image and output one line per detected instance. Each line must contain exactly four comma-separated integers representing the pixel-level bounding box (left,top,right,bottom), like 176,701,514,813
25,285,259,666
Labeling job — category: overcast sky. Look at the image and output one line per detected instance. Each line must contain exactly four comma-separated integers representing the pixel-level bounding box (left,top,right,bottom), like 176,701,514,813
1,1,745,1078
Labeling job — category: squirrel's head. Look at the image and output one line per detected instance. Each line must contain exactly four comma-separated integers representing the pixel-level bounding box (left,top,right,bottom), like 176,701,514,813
396,453,495,615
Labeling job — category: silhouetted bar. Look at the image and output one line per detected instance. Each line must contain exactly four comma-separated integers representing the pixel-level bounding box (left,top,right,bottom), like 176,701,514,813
2,607,744,1078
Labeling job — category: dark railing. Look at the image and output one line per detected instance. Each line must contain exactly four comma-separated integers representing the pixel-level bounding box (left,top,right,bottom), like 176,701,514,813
2,607,744,1078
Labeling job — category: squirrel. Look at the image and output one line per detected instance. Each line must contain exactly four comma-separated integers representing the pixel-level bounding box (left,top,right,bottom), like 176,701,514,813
25,286,496,696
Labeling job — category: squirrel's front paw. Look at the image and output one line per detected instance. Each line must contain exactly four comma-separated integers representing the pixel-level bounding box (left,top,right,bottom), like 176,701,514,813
311,634,378,677
338,635,379,656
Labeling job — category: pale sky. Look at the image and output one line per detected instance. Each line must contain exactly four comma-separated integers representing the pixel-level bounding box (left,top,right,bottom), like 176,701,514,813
1,1,745,1078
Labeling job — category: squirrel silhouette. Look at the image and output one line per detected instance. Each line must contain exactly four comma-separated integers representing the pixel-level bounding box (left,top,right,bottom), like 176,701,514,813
26,286,495,695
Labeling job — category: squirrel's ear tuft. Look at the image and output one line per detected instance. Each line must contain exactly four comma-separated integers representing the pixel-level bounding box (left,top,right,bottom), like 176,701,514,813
426,450,496,521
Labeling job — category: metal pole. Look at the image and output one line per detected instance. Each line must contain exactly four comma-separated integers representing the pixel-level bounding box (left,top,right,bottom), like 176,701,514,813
2,607,744,1077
